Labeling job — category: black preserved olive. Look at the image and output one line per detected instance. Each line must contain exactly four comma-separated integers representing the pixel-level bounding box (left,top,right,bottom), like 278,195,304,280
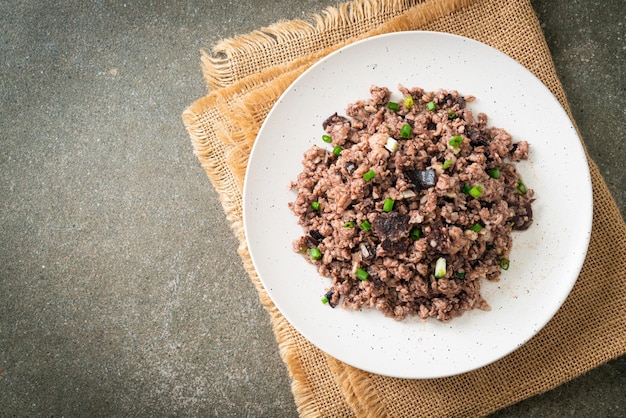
406,168,436,190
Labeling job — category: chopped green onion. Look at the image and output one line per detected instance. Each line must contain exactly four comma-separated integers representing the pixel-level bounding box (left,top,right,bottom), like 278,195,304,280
448,135,463,147
470,223,483,232
404,95,414,109
343,221,355,228
360,220,372,231
322,134,333,143
333,145,343,156
461,184,471,194
517,179,527,195
383,198,395,212
448,110,458,119
487,168,500,179
363,169,376,182
400,123,412,139
409,227,422,240
499,258,510,270
384,137,398,152
434,257,447,279
355,268,369,281
487,244,495,250
321,296,329,304
455,271,466,279
309,247,322,261
387,101,399,111
427,100,436,111
311,201,320,211
468,185,484,198
442,160,452,169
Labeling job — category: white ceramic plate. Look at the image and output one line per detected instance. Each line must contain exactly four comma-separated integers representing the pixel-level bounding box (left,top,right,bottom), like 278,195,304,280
243,32,592,379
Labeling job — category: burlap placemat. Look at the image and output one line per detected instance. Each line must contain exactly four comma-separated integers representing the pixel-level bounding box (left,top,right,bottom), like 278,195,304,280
182,0,626,416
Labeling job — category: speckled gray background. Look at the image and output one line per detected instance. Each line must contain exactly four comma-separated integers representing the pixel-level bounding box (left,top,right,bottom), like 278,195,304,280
1,1,624,416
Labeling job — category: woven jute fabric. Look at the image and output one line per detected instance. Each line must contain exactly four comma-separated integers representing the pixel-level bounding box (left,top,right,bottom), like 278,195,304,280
182,0,626,416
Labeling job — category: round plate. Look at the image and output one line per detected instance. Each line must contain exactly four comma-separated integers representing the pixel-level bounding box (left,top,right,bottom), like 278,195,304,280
242,32,592,379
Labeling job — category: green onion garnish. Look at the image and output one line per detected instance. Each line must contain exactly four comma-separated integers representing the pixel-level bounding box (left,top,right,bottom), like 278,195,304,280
309,247,322,261
322,134,333,143
387,101,399,111
442,160,452,169
461,184,471,194
434,257,447,279
360,220,372,231
468,186,484,198
404,95,414,109
487,168,500,179
410,227,422,240
427,101,436,111
499,258,510,270
355,268,369,281
333,145,343,156
517,179,527,195
448,110,458,119
470,223,483,232
343,221,355,228
385,137,398,152
383,198,395,212
311,201,320,211
455,271,466,279
449,135,463,147
321,296,329,304
363,169,376,182
400,123,412,139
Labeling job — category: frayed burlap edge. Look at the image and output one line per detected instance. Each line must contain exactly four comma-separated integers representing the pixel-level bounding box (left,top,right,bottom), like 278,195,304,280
200,0,480,92
201,0,425,90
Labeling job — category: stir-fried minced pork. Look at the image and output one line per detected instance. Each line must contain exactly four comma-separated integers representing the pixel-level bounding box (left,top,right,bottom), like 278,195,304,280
288,85,535,321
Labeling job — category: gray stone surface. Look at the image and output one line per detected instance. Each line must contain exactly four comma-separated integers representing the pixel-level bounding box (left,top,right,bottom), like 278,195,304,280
0,0,623,416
